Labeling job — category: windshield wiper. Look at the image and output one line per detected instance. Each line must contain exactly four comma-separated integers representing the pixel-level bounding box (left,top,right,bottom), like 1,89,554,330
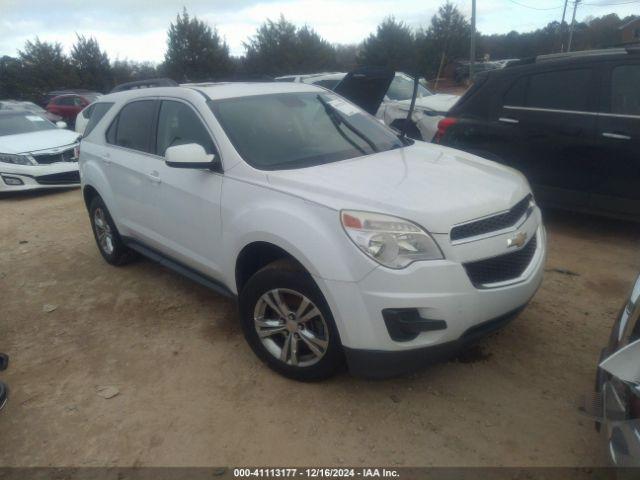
317,95,378,154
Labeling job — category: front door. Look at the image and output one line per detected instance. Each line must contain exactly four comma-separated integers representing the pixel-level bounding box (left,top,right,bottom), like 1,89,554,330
148,99,225,280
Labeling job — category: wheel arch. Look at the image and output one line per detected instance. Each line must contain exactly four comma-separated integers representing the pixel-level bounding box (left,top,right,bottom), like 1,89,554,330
234,241,309,295
82,184,100,211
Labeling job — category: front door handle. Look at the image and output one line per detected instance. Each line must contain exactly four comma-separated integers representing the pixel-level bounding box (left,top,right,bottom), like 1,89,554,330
602,132,631,140
147,171,161,184
499,117,519,124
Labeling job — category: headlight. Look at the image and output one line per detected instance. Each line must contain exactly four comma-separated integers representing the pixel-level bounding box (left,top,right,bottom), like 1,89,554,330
341,210,443,269
0,153,36,165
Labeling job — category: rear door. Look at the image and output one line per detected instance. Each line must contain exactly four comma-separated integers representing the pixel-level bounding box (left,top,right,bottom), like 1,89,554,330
499,67,599,209
591,61,640,217
104,99,162,245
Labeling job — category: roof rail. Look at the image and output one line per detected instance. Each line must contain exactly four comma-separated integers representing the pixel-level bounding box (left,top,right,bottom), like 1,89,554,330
504,57,535,68
537,48,627,62
109,78,178,93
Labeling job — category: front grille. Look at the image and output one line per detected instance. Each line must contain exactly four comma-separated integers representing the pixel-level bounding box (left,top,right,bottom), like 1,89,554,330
35,170,80,185
451,194,532,241
463,235,537,287
33,147,77,165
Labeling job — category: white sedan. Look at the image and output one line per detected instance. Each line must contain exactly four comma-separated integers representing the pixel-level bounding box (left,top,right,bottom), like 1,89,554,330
0,110,80,192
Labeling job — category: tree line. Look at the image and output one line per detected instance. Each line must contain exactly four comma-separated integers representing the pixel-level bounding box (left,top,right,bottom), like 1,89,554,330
0,2,637,101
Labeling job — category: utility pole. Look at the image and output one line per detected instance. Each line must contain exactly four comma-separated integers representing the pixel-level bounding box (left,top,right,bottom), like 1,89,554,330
470,0,476,81
567,0,580,53
559,0,569,52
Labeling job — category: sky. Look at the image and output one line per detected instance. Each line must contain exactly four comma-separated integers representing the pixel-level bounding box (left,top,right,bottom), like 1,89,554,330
0,0,638,62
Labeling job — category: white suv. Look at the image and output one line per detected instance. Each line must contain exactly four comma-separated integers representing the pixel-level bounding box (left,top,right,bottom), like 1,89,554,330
79,81,546,380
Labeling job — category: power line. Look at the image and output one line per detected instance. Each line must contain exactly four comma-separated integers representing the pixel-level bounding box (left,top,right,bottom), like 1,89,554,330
506,0,566,10
582,0,640,6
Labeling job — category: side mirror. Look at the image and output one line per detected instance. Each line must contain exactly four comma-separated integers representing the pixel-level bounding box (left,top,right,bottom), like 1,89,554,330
56,121,68,129
165,143,216,169
600,338,640,386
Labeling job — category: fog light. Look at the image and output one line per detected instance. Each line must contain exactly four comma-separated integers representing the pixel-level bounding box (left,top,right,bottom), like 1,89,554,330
2,176,24,186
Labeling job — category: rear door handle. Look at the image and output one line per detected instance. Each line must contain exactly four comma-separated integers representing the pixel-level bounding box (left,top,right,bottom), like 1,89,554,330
499,117,519,124
147,171,161,184
101,152,112,165
602,132,631,140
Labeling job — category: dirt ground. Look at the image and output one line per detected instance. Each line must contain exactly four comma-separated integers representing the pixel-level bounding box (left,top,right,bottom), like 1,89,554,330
1,188,639,467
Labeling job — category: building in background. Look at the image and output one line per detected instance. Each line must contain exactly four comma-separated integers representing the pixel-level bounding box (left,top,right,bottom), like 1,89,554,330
620,18,640,46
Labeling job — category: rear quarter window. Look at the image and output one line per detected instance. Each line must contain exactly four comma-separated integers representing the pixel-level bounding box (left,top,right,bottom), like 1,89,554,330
503,76,527,106
83,102,114,137
448,72,489,116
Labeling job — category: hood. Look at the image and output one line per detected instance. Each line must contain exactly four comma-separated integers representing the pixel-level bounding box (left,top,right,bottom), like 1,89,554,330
399,94,460,114
334,67,395,115
266,142,530,234
0,129,80,154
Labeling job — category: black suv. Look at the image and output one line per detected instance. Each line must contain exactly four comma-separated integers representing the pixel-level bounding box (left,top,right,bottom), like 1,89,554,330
436,48,640,220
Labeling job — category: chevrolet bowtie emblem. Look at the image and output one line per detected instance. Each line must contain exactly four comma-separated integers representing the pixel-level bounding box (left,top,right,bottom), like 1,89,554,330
507,231,527,248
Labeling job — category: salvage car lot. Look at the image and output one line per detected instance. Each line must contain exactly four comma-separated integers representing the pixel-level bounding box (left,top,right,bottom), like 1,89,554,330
1,189,639,466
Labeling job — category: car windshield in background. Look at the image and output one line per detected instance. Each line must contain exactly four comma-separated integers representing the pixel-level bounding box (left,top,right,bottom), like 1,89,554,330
0,113,56,136
18,102,46,113
387,75,432,101
210,92,404,170
0,101,45,113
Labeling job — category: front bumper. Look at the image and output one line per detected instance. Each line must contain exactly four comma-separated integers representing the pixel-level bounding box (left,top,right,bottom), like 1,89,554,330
0,162,80,192
345,306,526,378
317,222,546,378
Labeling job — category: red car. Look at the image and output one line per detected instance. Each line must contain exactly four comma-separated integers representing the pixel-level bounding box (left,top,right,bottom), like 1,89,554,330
46,93,100,126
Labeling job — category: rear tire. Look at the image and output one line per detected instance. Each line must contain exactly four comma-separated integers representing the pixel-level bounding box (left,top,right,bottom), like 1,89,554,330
239,259,344,381
89,196,136,266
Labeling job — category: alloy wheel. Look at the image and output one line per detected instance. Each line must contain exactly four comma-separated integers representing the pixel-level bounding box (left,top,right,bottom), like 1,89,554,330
94,207,115,255
253,288,329,367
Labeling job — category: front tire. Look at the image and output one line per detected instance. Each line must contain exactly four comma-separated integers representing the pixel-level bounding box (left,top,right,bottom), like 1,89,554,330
239,260,344,381
89,196,136,266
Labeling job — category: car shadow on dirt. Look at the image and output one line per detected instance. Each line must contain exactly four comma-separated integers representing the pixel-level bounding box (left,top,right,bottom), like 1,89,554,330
0,187,80,201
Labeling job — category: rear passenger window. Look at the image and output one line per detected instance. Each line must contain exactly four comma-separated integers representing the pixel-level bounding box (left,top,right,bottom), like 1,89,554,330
111,100,156,153
84,102,114,137
611,65,640,115
526,69,592,111
82,104,95,119
503,77,527,106
156,100,215,156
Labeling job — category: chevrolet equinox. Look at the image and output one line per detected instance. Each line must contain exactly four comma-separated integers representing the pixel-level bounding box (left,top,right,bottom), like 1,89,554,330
79,81,546,380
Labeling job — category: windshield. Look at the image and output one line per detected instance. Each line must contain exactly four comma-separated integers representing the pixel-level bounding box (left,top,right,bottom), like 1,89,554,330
21,102,46,113
387,74,432,101
0,113,56,136
210,92,404,170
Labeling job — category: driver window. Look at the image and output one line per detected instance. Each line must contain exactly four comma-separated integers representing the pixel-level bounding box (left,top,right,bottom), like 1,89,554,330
156,100,215,156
